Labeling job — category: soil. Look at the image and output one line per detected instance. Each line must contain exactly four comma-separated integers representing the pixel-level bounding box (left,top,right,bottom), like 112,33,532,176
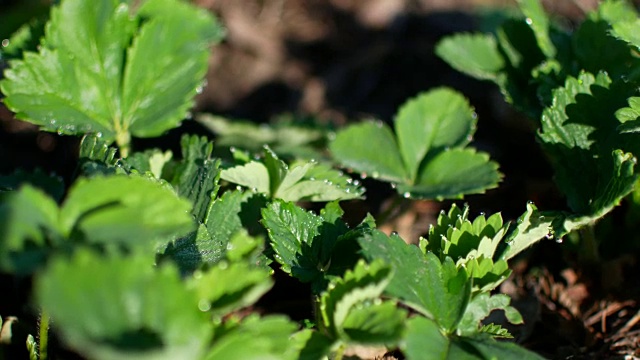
2,0,640,359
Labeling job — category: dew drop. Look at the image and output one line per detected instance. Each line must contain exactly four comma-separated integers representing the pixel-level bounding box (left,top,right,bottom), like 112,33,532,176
251,187,258,193
198,299,211,312
375,120,384,128
361,172,368,179
390,183,397,189
403,192,411,198
95,132,103,138
352,180,361,186
391,231,399,236
371,171,380,178
323,179,333,185
525,17,533,25
1,39,8,47
230,146,236,153
471,112,478,120
555,238,563,243
309,177,316,181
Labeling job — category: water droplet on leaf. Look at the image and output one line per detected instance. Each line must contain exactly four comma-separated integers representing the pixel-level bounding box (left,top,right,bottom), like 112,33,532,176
525,17,533,25
403,192,411,198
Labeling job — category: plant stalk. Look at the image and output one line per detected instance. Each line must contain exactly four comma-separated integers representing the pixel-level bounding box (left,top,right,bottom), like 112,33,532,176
38,309,49,360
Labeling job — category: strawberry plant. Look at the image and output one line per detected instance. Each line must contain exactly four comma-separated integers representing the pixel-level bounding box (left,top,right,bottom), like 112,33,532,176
3,0,639,359
436,0,640,261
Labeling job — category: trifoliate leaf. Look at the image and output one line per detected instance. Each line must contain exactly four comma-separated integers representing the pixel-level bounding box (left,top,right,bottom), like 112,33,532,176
0,185,63,274
36,249,212,360
60,175,194,247
403,317,545,360
435,33,505,81
203,315,300,360
188,261,273,317
319,260,405,345
518,0,556,58
457,293,522,336
331,88,500,200
0,0,224,155
538,71,640,220
358,231,472,333
395,88,476,181
262,200,359,292
222,147,364,202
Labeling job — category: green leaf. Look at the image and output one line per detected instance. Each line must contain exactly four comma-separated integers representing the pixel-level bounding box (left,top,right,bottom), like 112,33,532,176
188,261,273,317
340,301,406,345
331,88,501,200
36,249,212,360
77,134,124,177
403,317,452,360
435,33,505,81
395,88,476,181
319,260,405,345
0,185,62,274
294,330,334,360
163,190,267,273
0,0,224,154
262,201,359,292
222,147,364,202
169,135,221,222
26,334,38,360
404,317,545,360
572,17,640,80
518,0,556,58
203,315,300,360
358,231,472,333
500,202,555,260
538,71,640,218
404,148,501,200
60,175,194,248
457,293,523,336
330,122,407,183
197,114,327,160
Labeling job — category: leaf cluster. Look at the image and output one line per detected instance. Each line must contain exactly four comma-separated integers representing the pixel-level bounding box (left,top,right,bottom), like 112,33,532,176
437,0,640,237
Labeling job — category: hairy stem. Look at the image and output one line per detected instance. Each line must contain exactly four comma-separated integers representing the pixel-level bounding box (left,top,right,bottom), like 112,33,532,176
38,309,49,360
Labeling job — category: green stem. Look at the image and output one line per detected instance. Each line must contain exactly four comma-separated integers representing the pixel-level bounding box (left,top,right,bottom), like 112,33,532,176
578,225,599,264
38,309,49,360
332,343,346,360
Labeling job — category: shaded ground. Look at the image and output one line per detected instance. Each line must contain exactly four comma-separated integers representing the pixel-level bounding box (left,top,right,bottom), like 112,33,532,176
2,0,640,358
